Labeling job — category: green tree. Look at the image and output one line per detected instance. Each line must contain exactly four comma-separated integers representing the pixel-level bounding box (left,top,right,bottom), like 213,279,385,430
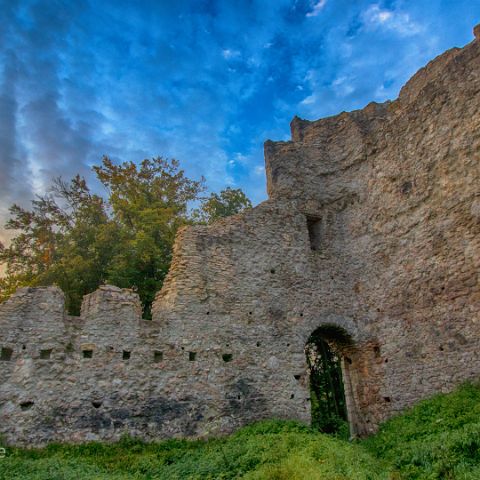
194,187,252,224
0,174,120,314
94,156,204,318
0,157,204,317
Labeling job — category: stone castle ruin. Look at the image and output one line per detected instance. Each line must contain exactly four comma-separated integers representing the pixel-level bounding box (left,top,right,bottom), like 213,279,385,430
1,27,479,446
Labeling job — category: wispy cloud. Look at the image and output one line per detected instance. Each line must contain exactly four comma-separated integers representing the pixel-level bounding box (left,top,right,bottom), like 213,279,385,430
361,4,423,37
222,49,241,59
254,165,265,176
306,0,327,17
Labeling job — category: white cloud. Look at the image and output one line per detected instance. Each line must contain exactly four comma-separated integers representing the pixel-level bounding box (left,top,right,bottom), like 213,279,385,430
377,10,393,23
331,75,355,96
254,165,265,176
306,0,327,17
222,49,241,60
300,94,316,105
362,4,423,37
234,152,249,164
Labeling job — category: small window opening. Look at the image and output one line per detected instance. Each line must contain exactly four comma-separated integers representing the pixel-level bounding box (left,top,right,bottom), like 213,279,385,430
189,351,197,361
270,268,276,274
439,345,444,351
222,353,233,362
0,347,13,361
154,351,163,362
294,374,301,380
256,341,261,347
122,350,131,360
92,400,103,409
22,344,26,350
40,349,52,360
20,401,34,411
401,181,413,194
290,394,295,399
383,396,391,403
142,301,153,321
306,216,322,251
373,345,381,358
83,349,93,359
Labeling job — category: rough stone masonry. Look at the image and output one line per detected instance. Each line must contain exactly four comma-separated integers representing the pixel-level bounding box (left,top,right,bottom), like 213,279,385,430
1,26,479,446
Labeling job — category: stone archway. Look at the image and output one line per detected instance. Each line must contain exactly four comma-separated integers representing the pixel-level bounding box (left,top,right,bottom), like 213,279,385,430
305,323,361,437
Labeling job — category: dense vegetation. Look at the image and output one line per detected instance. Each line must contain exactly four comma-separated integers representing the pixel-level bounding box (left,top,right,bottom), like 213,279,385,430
193,186,252,224
2,383,480,479
306,333,349,435
0,157,251,317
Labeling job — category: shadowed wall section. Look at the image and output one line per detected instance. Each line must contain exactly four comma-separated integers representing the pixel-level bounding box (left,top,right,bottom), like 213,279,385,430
0,27,479,446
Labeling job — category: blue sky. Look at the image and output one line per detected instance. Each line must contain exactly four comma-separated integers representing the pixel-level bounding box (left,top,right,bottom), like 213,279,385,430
0,0,479,242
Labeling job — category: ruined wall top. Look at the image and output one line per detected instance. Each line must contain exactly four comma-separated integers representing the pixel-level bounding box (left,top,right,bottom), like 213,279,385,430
264,26,480,204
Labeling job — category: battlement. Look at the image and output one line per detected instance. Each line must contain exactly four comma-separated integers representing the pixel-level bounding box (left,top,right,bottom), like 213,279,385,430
1,26,480,446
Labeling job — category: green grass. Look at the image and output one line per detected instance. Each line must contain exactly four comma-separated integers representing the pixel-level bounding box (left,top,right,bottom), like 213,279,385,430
364,383,480,479
2,383,480,479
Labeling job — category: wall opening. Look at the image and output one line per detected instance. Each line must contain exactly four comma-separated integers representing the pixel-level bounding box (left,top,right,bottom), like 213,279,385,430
306,216,322,251
20,401,34,411
305,324,353,435
154,351,163,362
189,351,197,361
82,350,93,359
122,350,131,360
222,353,233,362
0,347,13,361
40,349,52,360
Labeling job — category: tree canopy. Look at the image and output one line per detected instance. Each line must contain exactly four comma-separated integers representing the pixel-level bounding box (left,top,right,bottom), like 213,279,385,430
193,187,252,224
0,156,251,317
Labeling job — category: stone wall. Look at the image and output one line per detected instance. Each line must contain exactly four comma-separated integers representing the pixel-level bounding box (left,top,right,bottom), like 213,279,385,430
1,27,479,446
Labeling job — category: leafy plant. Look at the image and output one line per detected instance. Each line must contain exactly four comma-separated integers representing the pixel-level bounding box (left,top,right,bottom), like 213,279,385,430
192,187,252,224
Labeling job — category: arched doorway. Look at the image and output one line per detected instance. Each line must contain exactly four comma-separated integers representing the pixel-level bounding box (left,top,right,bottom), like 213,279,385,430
305,324,354,435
